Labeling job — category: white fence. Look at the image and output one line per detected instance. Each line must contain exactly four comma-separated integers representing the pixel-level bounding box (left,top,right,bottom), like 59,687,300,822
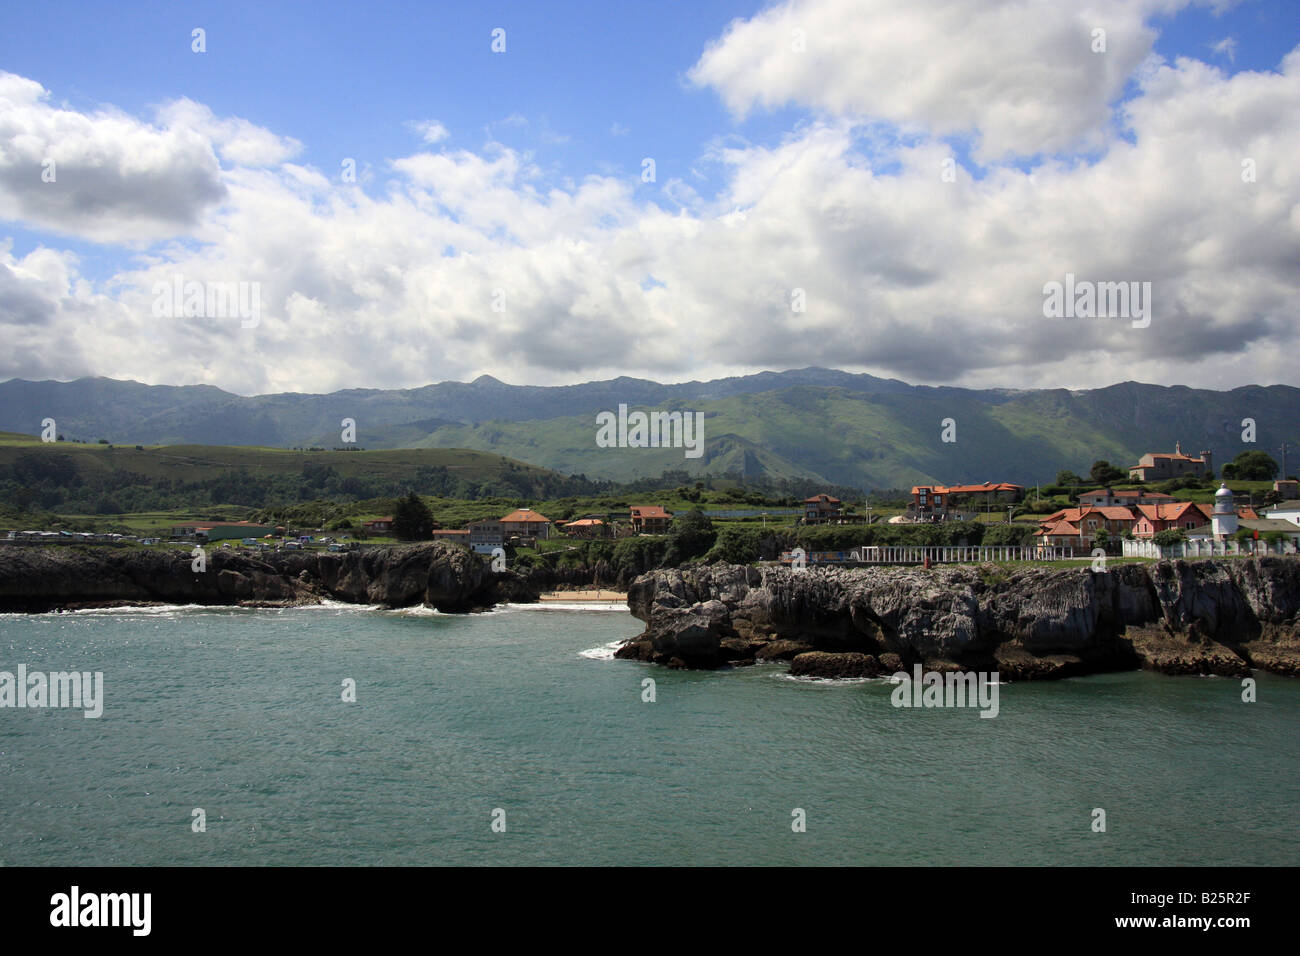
1122,538,1299,559
848,545,1070,564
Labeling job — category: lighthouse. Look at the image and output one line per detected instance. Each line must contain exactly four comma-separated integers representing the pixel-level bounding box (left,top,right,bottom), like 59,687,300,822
1212,483,1238,539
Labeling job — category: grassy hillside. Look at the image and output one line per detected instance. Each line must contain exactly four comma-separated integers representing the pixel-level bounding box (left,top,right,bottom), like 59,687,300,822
0,433,566,483
0,431,620,516
3,372,1298,490
395,386,1137,489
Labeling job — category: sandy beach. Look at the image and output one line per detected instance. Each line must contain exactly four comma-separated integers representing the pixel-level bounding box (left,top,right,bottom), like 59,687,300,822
538,589,627,602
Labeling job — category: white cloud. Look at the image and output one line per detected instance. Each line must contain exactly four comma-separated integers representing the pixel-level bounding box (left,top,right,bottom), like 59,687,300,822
688,0,1175,161
0,28,1297,396
408,119,450,144
0,73,226,242
1211,36,1238,62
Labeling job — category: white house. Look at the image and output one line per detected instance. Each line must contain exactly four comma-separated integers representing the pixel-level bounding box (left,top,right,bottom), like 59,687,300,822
1263,499,1300,524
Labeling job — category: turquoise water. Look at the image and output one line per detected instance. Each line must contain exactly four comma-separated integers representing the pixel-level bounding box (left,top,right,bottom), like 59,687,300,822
1,603,1297,866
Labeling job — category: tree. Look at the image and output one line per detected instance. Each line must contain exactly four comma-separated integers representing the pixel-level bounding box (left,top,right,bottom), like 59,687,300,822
1056,470,1083,487
392,491,434,540
1089,460,1127,485
1152,528,1187,547
1221,451,1278,482
1093,528,1111,547
665,508,716,564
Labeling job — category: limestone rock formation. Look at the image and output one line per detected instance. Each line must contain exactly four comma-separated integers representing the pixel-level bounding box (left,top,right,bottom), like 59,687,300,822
615,559,1300,678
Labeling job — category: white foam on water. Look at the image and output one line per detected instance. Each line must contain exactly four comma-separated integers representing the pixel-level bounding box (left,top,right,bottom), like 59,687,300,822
775,672,884,686
579,639,627,661
386,605,443,617
64,604,246,616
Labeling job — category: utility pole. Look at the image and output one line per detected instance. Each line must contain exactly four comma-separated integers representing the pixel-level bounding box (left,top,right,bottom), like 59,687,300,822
1281,441,1290,481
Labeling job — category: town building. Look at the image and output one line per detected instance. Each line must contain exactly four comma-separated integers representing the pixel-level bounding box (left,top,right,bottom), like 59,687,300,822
1273,479,1299,500
1127,444,1211,482
1131,502,1214,539
363,517,394,533
1186,488,1300,543
467,519,504,553
191,521,273,542
500,508,552,540
429,529,470,545
1264,499,1300,524
909,482,1024,521
1034,505,1140,549
562,518,609,539
802,494,843,523
1076,488,1175,507
629,505,674,534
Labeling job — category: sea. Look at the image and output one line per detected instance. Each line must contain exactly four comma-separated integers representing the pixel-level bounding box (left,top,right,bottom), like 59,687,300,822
1,603,1296,866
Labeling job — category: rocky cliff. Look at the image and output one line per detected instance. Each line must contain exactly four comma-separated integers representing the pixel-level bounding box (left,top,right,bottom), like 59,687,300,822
0,543,537,613
615,559,1300,678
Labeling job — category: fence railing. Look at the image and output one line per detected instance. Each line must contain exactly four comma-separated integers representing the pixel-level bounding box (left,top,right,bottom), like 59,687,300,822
1121,538,1299,559
779,545,1071,565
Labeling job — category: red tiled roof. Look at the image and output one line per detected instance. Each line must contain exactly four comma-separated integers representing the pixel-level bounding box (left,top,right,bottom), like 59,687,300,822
1078,489,1174,500
1041,506,1136,525
911,482,1023,496
630,506,672,518
564,518,605,527
500,509,550,523
1036,519,1081,536
1135,502,1211,522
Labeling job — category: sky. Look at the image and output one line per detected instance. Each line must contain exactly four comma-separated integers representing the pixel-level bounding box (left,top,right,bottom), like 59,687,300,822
0,0,1297,396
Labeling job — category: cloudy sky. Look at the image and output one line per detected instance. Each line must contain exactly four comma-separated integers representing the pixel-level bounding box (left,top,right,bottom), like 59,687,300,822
1,0,1297,396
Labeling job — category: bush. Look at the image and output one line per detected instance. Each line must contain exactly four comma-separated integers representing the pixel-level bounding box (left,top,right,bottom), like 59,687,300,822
392,491,434,540
983,523,1033,547
705,526,772,564
664,509,716,564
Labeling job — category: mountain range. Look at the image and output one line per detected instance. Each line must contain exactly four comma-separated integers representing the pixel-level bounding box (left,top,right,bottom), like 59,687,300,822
0,370,1295,490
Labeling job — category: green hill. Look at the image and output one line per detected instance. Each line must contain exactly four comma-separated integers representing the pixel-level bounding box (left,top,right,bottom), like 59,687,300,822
1,370,1297,489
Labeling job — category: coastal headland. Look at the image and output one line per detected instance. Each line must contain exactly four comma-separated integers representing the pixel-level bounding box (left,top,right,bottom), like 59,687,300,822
615,559,1300,679
4,544,1299,680
0,542,537,613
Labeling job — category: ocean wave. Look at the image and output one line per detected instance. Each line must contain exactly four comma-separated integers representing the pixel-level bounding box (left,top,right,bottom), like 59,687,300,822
579,640,627,660
385,605,443,617
63,603,255,616
774,672,889,686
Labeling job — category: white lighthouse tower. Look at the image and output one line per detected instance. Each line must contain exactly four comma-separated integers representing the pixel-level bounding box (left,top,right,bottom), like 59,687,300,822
1212,483,1238,539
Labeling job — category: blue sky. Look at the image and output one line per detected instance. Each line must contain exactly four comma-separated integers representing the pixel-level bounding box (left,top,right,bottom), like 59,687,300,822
0,0,1297,393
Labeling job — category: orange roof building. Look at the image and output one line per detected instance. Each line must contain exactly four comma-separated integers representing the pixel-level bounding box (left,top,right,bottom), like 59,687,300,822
500,508,553,539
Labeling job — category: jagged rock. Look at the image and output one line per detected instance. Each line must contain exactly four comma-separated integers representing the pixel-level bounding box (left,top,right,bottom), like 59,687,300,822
755,639,815,661
0,542,531,613
618,558,1300,678
789,651,881,679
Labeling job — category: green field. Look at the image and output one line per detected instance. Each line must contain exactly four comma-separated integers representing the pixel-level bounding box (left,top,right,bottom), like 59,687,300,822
0,432,563,483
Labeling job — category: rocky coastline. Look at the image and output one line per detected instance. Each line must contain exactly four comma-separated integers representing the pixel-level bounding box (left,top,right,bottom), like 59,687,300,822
0,542,537,613
614,558,1300,679
7,546,1300,681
